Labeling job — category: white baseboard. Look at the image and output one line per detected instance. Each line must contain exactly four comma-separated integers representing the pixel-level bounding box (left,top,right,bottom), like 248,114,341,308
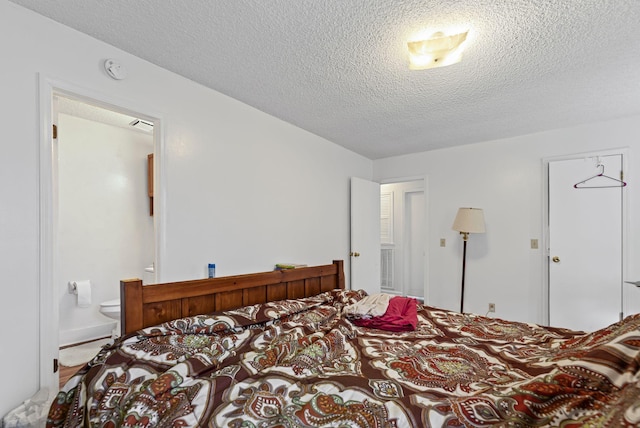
59,322,116,347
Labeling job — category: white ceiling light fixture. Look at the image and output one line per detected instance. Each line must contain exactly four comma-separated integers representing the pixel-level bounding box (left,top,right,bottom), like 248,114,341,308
407,30,469,70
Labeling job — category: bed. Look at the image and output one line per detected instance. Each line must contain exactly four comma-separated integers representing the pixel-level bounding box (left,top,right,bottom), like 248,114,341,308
47,260,640,427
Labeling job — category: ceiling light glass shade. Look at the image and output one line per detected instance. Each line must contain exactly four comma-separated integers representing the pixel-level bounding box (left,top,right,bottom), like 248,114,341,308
407,31,468,70
452,207,485,234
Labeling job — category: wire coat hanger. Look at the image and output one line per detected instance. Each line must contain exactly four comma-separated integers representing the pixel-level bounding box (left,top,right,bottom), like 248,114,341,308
573,163,627,189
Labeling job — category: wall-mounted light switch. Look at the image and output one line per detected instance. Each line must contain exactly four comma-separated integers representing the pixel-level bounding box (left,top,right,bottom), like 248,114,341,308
440,238,446,247
531,239,538,249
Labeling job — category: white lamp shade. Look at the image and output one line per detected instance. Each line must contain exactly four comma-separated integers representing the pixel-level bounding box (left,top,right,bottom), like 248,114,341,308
452,208,485,234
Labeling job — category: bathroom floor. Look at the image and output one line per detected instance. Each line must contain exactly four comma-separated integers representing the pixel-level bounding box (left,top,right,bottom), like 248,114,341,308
59,363,84,389
58,337,112,388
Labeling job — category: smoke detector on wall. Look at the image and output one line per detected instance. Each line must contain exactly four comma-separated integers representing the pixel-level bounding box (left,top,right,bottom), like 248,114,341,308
104,59,127,80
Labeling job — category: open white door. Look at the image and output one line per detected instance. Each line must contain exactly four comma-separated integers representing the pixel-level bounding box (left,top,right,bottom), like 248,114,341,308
548,154,624,331
350,177,380,295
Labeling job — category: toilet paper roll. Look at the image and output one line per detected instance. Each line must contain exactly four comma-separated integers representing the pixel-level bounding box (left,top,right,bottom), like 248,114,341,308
73,280,92,308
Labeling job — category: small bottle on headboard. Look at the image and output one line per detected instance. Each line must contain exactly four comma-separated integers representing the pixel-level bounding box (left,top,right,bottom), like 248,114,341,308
208,263,216,278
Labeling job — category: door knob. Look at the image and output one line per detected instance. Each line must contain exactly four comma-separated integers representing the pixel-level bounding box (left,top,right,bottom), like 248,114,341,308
552,256,560,263
350,252,360,257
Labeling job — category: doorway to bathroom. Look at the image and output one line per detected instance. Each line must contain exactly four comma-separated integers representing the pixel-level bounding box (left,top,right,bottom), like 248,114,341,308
39,81,163,394
55,95,155,347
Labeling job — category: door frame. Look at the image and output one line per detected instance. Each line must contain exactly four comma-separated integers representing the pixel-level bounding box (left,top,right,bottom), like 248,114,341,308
541,148,628,326
380,175,429,302
37,74,166,393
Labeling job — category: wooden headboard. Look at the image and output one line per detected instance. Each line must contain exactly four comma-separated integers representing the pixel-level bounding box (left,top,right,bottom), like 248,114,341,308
120,260,345,335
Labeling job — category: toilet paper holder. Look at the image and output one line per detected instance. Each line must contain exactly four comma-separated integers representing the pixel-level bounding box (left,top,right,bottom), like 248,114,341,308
69,280,89,294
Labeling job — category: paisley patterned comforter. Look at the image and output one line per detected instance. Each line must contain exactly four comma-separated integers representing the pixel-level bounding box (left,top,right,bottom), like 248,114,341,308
48,290,640,427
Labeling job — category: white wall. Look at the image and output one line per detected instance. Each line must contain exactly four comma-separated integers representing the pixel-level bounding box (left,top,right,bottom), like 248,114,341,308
58,114,154,345
374,115,640,324
0,1,371,416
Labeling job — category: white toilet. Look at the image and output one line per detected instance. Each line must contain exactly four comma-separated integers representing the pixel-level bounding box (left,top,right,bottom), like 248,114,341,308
99,298,121,321
99,264,154,332
99,298,121,339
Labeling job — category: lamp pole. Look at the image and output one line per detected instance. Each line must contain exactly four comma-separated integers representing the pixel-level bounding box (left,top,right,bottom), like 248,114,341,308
452,207,485,314
460,231,469,313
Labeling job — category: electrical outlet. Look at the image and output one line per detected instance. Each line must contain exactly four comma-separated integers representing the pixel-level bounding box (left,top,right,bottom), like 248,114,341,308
440,238,446,247
488,303,496,313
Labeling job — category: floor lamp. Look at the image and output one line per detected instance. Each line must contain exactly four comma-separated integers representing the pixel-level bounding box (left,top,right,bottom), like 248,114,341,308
452,208,485,313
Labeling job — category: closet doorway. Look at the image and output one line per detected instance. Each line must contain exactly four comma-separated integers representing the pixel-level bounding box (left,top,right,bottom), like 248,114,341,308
349,177,427,299
547,152,626,331
380,180,425,299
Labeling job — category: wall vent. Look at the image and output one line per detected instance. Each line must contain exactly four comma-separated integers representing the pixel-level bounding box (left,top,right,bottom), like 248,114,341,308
381,248,394,290
129,119,154,133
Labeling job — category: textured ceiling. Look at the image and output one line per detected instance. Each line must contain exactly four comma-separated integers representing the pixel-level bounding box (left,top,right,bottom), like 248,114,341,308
56,96,144,133
11,0,640,159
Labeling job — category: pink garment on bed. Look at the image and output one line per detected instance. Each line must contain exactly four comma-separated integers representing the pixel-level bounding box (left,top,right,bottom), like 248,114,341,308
351,296,418,332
